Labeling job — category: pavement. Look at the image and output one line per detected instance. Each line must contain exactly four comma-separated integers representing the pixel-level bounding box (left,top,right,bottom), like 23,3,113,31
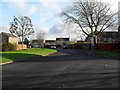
2,49,119,88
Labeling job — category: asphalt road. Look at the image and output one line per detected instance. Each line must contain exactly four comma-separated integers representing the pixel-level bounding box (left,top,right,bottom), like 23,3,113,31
2,49,119,88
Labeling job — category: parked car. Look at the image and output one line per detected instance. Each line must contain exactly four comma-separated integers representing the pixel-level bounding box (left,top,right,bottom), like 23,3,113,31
63,45,68,49
50,46,56,49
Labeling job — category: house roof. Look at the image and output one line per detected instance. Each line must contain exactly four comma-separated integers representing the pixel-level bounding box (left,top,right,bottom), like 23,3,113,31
56,38,69,41
85,31,118,42
1,32,17,37
32,40,43,43
45,40,56,43
98,31,118,36
102,31,118,32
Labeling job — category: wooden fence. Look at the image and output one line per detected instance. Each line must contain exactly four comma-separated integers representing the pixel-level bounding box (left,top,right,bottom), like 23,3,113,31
97,43,118,51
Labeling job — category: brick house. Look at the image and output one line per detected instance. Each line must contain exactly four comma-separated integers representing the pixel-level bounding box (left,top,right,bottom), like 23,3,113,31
85,31,118,43
56,38,70,45
45,38,70,48
97,31,118,43
31,40,44,48
0,32,18,44
0,32,28,50
45,40,56,45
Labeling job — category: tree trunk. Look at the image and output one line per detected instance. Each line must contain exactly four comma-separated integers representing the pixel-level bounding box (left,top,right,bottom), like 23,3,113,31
21,28,24,49
93,35,97,50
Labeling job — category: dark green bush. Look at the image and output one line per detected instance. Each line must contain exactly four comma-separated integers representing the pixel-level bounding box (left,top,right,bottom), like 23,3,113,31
2,43,17,51
68,43,91,49
0,44,2,51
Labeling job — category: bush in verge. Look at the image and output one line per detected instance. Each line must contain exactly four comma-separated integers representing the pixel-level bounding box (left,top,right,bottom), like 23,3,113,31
2,43,17,51
68,43,91,49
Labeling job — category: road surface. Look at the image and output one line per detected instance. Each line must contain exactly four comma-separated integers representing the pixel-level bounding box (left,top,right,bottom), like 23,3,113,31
2,49,119,88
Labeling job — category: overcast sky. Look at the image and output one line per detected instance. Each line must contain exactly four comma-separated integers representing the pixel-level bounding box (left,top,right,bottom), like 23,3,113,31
0,0,120,40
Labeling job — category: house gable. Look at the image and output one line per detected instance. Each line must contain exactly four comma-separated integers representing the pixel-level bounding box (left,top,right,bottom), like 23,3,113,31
0,32,18,44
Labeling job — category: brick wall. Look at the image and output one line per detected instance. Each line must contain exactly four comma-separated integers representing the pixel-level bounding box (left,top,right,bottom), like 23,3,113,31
17,44,27,50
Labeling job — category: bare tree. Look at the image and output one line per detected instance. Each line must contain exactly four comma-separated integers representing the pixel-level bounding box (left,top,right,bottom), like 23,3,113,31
60,0,117,49
9,16,34,44
118,1,120,26
36,30,46,41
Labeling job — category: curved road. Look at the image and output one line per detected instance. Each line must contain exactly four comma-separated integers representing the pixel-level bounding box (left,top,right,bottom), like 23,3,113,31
2,49,119,88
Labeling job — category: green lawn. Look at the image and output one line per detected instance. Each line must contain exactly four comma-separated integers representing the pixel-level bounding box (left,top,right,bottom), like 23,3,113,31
97,51,120,56
0,48,57,63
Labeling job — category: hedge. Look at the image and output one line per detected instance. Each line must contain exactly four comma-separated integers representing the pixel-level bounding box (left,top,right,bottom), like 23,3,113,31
2,43,17,51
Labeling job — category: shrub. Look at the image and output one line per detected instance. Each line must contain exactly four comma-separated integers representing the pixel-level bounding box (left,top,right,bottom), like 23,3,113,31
2,43,17,51
68,43,91,49
0,44,2,51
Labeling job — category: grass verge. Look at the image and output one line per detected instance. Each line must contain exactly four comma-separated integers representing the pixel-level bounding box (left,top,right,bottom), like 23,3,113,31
96,51,120,56
0,48,57,63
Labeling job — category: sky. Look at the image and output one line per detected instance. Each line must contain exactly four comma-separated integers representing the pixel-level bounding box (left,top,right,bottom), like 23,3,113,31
0,0,120,40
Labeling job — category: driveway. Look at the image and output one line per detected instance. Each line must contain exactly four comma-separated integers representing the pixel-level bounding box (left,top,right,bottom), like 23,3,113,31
2,49,119,88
